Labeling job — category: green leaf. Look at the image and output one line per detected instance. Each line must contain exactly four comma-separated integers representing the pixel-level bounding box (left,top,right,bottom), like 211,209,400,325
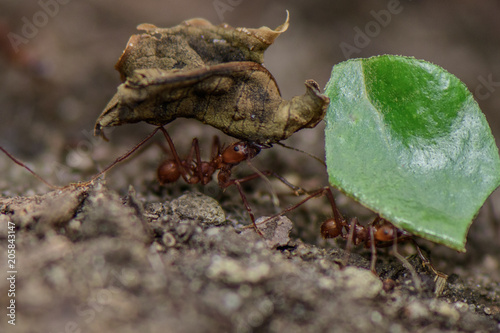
324,55,500,251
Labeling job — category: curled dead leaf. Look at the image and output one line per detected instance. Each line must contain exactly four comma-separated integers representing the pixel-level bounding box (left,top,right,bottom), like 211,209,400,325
95,13,328,145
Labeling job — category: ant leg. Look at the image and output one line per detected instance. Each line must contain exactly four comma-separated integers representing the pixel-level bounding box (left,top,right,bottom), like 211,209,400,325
251,187,327,224
210,136,221,160
236,167,308,196
254,187,345,234
222,182,331,236
231,179,264,236
392,235,422,293
414,245,447,279
0,146,59,189
224,167,302,210
342,217,358,269
366,216,389,274
2,127,164,189
260,170,308,196
158,126,198,184
369,224,377,274
191,138,207,184
323,187,345,226
85,127,162,185
243,163,281,208
157,136,200,182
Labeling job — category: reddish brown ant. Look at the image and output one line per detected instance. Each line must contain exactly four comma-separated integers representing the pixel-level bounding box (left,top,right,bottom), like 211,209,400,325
156,133,260,187
321,215,412,273
320,215,412,248
153,126,307,233
0,126,303,234
320,213,446,282
256,187,410,257
255,187,447,290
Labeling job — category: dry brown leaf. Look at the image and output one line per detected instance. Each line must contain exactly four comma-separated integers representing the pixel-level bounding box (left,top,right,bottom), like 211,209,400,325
95,13,329,145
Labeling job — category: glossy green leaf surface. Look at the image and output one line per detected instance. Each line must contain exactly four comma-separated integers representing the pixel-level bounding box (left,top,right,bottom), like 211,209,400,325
324,55,500,251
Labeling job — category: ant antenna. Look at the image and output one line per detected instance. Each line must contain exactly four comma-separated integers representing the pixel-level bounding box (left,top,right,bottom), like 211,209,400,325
0,146,59,190
277,142,326,166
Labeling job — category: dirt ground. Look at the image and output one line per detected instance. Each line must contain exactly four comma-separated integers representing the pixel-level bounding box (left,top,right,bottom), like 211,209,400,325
1,1,500,332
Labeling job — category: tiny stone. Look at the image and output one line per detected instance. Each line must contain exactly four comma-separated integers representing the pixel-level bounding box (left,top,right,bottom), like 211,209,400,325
454,302,469,312
253,215,293,249
162,232,176,247
371,311,383,323
405,301,429,320
247,310,265,327
170,192,225,225
175,223,190,237
68,219,81,231
430,300,459,323
222,292,242,312
238,284,252,298
339,267,382,299
318,277,335,291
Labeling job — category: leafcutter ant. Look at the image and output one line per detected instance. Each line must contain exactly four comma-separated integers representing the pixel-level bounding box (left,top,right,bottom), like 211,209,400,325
152,126,308,232
320,215,413,273
255,186,448,293
0,125,304,235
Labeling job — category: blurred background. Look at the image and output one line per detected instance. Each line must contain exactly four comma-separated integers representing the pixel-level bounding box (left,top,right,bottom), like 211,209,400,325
1,0,499,271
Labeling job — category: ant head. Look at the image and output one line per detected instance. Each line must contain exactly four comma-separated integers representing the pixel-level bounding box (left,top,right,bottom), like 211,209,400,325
374,224,395,242
221,142,261,165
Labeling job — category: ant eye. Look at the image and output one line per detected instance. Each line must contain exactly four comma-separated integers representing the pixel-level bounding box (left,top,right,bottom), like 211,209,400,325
233,144,247,153
375,225,394,242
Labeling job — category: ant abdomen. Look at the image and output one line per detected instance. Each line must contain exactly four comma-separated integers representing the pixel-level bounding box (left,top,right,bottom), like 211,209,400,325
157,160,181,184
320,218,343,238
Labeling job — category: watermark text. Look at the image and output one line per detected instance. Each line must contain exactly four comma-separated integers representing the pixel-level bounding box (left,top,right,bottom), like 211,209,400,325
8,0,72,53
6,221,17,326
340,0,406,59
